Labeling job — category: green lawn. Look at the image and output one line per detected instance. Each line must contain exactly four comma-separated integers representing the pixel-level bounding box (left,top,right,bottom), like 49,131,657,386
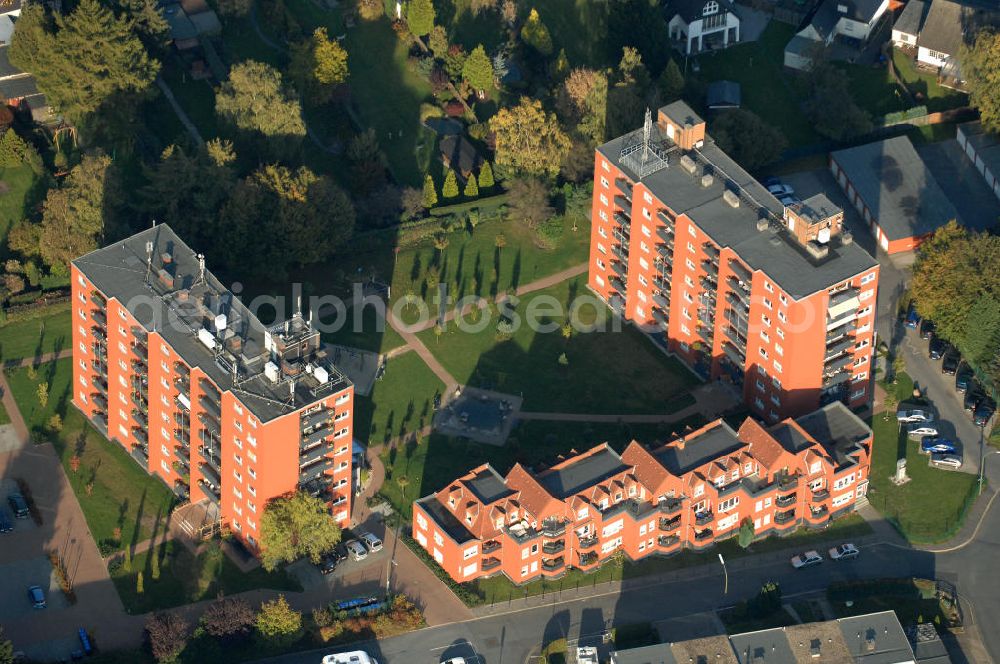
694,22,818,148
356,349,446,447
0,401,9,425
344,17,434,186
838,62,907,118
0,303,72,363
415,276,699,414
221,16,288,69
161,61,220,141
469,514,872,605
891,48,969,113
0,163,41,252
867,374,980,543
444,0,507,52
111,539,300,613
6,359,176,546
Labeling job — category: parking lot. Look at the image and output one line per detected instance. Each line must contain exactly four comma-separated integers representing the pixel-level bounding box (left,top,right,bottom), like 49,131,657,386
0,555,67,621
289,522,391,595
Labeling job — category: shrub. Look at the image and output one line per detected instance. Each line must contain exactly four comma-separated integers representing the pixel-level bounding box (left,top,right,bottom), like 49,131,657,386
146,612,190,662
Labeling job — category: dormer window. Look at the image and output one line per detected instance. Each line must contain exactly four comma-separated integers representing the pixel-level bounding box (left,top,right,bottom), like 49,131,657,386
837,3,848,12
703,0,719,14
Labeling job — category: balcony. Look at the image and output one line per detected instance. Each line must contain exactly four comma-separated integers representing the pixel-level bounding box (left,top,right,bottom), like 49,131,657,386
481,557,501,572
700,276,718,293
198,432,221,456
482,540,501,554
729,259,752,283
694,529,713,542
657,209,676,226
131,341,147,360
302,423,334,447
90,292,107,308
659,496,683,515
199,379,221,400
175,445,190,463
722,342,746,366
174,377,190,394
610,260,628,279
652,272,671,291
300,476,334,499
579,552,599,567
609,294,625,313
811,488,830,502
300,458,334,483
611,243,629,262
92,309,107,327
132,427,148,446
696,325,713,344
810,505,829,520
91,393,108,411
702,259,719,277
542,557,565,572
657,243,674,260
823,370,851,388
727,275,751,297
542,540,565,555
659,515,681,532
703,242,720,259
90,326,106,342
132,408,148,427
91,359,108,376
776,493,797,508
199,461,221,486
652,307,669,329
609,275,626,294
658,535,680,548
825,337,855,359
656,225,673,243
300,441,333,466
506,522,541,544
777,474,799,491
775,510,796,525
541,518,566,537
613,210,631,229
200,448,221,473
725,292,750,314
198,479,221,504
577,535,599,549
131,445,149,466
92,412,108,431
826,322,857,343
695,511,713,526
92,379,108,395
199,394,221,418
198,412,220,437
614,195,631,210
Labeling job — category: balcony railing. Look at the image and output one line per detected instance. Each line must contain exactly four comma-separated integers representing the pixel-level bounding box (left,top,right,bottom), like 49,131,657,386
198,479,221,503
658,535,680,548
775,510,796,524
613,210,631,229
657,210,676,227
659,515,681,532
823,370,851,388
729,259,752,283
777,475,799,491
90,292,107,308
611,243,629,261
577,535,599,549
702,259,718,277
694,529,713,542
614,195,631,210
198,412,221,437
541,519,566,537
482,540,501,554
301,441,333,466
659,497,683,515
695,511,713,526
542,557,565,571
656,225,673,243
481,557,501,572
811,488,830,502
579,552,598,566
199,394,222,418
826,322,857,342
299,458,334,483
611,260,627,278
776,493,797,508
609,275,626,294
542,540,565,555
811,505,829,519
652,307,669,329
92,310,107,327
657,244,673,260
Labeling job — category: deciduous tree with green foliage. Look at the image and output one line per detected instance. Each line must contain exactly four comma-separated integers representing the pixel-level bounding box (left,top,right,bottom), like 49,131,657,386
711,109,787,171
255,596,302,646
289,27,348,106
216,0,252,16
507,178,553,229
258,491,342,570
9,152,121,275
0,626,12,664
462,45,494,93
442,170,459,199
962,30,1000,134
215,60,306,162
423,174,438,208
490,98,571,178
406,0,435,37
521,8,553,56
0,129,43,174
10,0,158,126
804,62,872,141
201,597,255,640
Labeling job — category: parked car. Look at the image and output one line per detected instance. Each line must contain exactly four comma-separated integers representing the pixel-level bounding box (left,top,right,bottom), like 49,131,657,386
778,195,798,206
761,176,782,188
956,366,974,392
0,509,12,534
791,550,823,569
930,453,962,469
974,404,996,427
942,352,960,375
896,407,935,423
904,304,920,329
359,532,383,553
964,389,983,413
929,338,948,360
7,493,29,519
919,319,935,340
767,183,794,197
828,543,859,560
27,585,46,609
315,551,339,575
920,437,956,455
906,423,939,438
332,544,348,564
345,539,368,561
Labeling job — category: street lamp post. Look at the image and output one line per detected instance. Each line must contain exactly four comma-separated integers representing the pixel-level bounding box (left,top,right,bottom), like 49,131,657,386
718,553,728,595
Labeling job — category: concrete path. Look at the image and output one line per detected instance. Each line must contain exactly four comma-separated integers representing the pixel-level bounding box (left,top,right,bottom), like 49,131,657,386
155,76,204,147
387,310,458,390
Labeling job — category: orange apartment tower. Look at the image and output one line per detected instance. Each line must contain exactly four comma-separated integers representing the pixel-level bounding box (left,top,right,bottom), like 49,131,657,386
588,102,880,422
413,401,872,585
70,224,355,553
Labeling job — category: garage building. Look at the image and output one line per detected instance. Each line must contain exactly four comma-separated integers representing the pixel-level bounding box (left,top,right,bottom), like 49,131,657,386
956,121,1000,203
829,135,961,254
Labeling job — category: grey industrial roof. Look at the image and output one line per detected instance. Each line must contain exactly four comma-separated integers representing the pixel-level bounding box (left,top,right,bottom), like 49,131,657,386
831,135,961,241
666,0,737,23
794,193,840,224
894,0,928,36
706,80,741,109
960,121,1000,179
598,110,876,300
785,622,854,663
730,627,797,664
917,0,1000,56
794,401,871,466
612,644,678,664
654,422,745,475
908,624,951,664
537,445,629,498
837,611,916,664
415,496,474,544
462,465,513,505
73,224,351,422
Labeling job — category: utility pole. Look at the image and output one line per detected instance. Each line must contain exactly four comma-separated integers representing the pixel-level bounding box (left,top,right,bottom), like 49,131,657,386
718,553,728,595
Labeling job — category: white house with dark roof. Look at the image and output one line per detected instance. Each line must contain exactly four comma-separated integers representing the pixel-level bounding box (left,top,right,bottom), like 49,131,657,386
891,0,1000,84
784,0,891,70
665,0,741,54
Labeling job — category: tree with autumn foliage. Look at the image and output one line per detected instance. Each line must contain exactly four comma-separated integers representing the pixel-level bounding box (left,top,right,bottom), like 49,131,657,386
962,30,1000,133
489,97,571,178
259,491,341,570
289,27,348,106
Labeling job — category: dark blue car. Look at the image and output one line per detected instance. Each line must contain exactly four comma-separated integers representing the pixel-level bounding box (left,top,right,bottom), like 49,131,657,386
904,304,920,329
0,509,12,533
921,437,956,455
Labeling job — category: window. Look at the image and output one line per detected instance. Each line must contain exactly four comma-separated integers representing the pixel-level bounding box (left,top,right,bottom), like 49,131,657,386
860,289,874,302
684,292,693,303
601,177,609,188
853,372,868,382
644,192,653,204
599,210,608,222
577,507,589,520
640,241,649,254
860,272,876,285
761,314,771,327
637,274,649,286
596,257,606,269
777,310,787,323
779,293,788,305
248,467,256,479
762,298,773,310
600,193,608,205
637,290,647,302
684,276,694,287
634,305,645,318
760,330,770,343
687,241,695,253
641,224,651,236
234,420,242,432
764,281,773,293
776,327,784,339
775,343,783,356
234,487,243,499
688,225,697,237
234,454,243,466
773,360,782,373
233,470,243,483
335,410,350,421
602,160,609,171
718,496,739,513
643,209,652,220
759,347,768,360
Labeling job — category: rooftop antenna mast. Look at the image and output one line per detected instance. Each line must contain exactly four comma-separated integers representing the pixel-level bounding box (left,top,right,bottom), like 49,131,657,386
196,254,206,286
144,241,154,285
642,107,652,164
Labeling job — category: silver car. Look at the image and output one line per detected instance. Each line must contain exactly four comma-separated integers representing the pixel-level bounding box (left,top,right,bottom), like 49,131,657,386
345,539,368,561
906,423,939,438
359,532,383,553
897,408,935,423
930,453,962,469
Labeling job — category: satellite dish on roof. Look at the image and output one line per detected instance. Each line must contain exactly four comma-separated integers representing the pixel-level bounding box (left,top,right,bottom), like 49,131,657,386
818,227,831,244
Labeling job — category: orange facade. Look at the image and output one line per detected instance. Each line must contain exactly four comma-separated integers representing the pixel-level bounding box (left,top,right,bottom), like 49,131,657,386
413,402,872,585
70,227,354,554
588,103,879,422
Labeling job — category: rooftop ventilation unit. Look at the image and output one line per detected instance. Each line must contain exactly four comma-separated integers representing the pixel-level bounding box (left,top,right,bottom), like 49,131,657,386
805,241,829,260
197,328,216,350
701,174,714,188
756,218,769,231
842,231,853,245
722,190,740,208
679,155,697,174
314,366,329,384
214,313,228,332
264,361,280,383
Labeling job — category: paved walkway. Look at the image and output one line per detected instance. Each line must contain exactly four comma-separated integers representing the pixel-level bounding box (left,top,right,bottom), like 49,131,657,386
155,76,204,146
387,310,458,390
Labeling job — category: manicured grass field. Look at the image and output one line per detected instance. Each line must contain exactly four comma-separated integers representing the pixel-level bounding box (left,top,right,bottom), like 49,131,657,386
867,374,980,543
694,22,818,149
415,276,699,414
0,163,41,252
469,514,872,605
0,303,72,363
111,539,300,613
6,359,176,546
838,62,907,118
891,48,968,113
356,349,446,447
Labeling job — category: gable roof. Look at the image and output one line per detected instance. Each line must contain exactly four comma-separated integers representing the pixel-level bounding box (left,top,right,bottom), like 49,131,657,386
666,0,738,24
793,401,871,465
621,441,673,495
738,418,794,470
917,0,1000,57
439,134,483,175
505,463,561,517
460,464,514,505
837,611,915,663
536,444,631,498
894,0,929,35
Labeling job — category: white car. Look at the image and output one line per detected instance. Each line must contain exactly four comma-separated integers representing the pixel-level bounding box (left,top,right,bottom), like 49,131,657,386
359,532,383,553
790,550,823,569
930,453,962,469
906,423,939,438
828,543,859,560
896,408,935,423
322,651,378,664
442,659,467,664
767,183,794,197
345,539,368,561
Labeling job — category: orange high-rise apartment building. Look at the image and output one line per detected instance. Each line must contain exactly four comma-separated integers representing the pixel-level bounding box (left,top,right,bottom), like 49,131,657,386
70,225,354,552
589,102,880,421
413,401,871,585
